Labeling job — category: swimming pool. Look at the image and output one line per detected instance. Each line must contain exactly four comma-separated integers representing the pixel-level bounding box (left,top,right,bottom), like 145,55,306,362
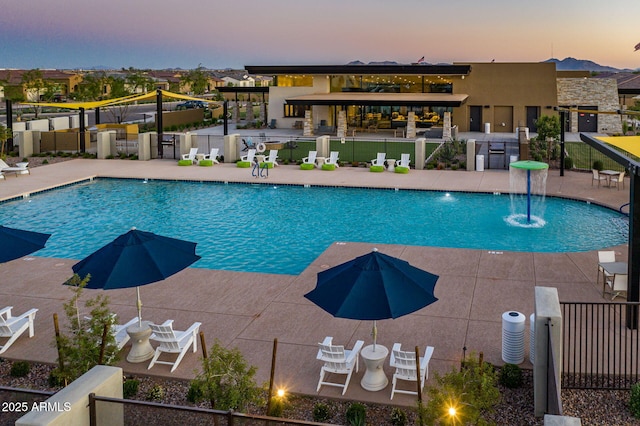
0,179,628,275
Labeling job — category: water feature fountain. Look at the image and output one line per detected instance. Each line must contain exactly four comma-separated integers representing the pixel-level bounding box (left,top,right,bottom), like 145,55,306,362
507,160,549,228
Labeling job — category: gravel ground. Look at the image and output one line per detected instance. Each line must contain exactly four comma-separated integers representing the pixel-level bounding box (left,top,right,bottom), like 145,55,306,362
1,360,638,425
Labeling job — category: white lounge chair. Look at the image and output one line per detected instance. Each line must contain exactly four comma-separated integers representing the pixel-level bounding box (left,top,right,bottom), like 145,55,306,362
0,159,29,176
181,148,198,164
302,151,318,169
325,151,340,167
203,148,220,164
148,320,202,372
0,306,38,354
263,150,279,167
316,336,364,395
371,153,386,167
113,316,140,351
397,153,411,168
389,343,434,400
241,148,256,163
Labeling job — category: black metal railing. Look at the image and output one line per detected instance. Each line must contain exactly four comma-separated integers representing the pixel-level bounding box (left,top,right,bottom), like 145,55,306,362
89,393,332,426
561,302,640,390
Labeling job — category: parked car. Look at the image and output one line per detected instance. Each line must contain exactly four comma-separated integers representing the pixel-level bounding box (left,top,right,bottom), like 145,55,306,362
176,100,207,110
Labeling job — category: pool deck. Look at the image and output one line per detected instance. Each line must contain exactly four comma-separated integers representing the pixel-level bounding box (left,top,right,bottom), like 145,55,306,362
0,158,630,407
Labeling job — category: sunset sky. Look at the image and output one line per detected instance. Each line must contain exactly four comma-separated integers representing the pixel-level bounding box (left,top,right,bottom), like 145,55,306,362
2,0,639,70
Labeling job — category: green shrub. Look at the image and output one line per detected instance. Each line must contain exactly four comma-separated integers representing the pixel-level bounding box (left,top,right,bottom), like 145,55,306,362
146,384,165,401
10,361,30,377
345,402,366,426
564,156,574,169
312,402,331,422
268,395,286,417
499,363,523,388
48,369,67,387
123,379,139,399
390,407,407,426
186,381,204,403
630,383,640,418
593,160,604,171
42,159,49,164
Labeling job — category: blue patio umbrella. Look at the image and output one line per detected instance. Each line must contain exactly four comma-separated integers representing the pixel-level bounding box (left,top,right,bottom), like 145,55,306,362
304,248,439,350
0,225,51,263
71,228,201,326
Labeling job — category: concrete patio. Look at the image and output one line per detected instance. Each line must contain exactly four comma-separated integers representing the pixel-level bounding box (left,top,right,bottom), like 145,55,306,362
0,158,630,407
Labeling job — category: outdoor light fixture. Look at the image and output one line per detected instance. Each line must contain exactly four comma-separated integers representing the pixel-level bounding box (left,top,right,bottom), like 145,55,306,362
277,389,285,398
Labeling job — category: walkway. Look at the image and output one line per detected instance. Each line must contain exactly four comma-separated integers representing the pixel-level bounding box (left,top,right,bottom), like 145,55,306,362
0,159,629,407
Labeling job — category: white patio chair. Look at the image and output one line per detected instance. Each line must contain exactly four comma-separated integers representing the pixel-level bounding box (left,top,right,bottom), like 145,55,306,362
240,148,256,163
181,148,198,164
148,320,202,372
0,159,30,176
316,336,364,395
203,148,220,164
0,306,38,354
302,151,318,168
604,273,628,300
263,150,279,167
597,250,616,287
397,153,411,168
610,171,625,190
371,153,386,167
113,316,140,351
325,151,340,167
591,169,607,187
389,343,434,400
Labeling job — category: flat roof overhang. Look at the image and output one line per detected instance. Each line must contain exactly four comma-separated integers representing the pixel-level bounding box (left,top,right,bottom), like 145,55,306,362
217,87,270,94
284,92,468,107
245,64,471,76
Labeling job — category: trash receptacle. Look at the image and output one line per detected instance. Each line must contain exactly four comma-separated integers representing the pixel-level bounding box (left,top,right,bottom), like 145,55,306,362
484,122,491,134
502,311,525,364
475,155,484,172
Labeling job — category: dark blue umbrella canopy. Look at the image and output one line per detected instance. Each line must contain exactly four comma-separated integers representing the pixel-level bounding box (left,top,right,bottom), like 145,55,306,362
72,228,201,290
304,249,439,320
0,225,51,263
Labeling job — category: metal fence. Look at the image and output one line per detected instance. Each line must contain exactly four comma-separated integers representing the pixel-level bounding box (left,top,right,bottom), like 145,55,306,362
89,394,332,426
0,386,55,425
561,302,640,390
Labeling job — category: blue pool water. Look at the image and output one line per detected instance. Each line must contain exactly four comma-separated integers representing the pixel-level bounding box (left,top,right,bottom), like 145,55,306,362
0,179,628,275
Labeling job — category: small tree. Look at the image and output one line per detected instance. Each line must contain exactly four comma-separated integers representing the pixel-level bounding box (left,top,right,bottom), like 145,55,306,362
534,115,561,164
52,274,119,383
0,124,11,158
188,339,262,412
418,352,500,425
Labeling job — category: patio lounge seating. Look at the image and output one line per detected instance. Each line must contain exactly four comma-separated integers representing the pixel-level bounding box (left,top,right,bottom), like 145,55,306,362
604,273,627,300
148,320,202,372
396,153,410,173
370,153,386,172
262,150,279,168
179,148,198,165
0,159,29,176
325,151,340,167
202,148,220,164
113,316,140,351
301,151,318,170
316,336,364,395
238,149,256,168
389,343,434,400
242,137,256,152
0,306,38,354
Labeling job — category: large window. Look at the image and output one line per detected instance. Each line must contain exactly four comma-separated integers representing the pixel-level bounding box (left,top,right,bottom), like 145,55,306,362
276,75,313,87
330,75,453,93
284,104,309,118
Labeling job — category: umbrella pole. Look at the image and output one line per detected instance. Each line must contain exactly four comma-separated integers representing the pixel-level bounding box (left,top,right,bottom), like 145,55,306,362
372,320,377,352
136,287,143,327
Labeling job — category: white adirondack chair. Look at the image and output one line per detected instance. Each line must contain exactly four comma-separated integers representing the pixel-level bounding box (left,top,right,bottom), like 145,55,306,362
316,336,365,395
148,320,202,372
0,306,38,354
389,343,434,400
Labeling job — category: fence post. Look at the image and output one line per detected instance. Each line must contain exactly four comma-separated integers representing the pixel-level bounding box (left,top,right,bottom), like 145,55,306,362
88,393,97,426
